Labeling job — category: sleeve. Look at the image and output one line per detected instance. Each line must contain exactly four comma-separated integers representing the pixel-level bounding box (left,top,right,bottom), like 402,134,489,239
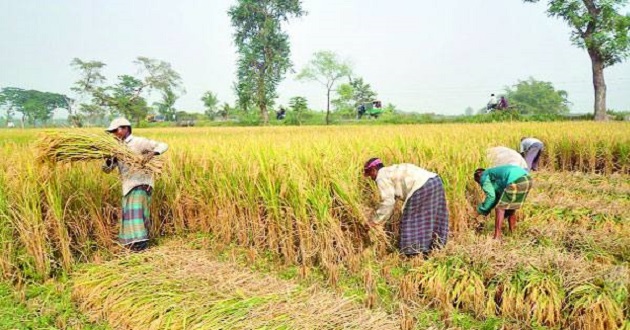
373,178,396,223
477,179,496,216
145,138,168,155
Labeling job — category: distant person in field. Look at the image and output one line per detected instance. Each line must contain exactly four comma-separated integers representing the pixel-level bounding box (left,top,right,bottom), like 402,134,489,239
474,165,532,240
520,137,544,171
497,96,509,110
357,104,366,119
102,118,168,251
363,158,449,257
276,107,286,120
486,94,498,112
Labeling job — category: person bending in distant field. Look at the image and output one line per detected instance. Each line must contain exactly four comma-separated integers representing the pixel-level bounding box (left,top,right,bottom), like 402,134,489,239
520,137,544,171
364,158,449,257
102,118,168,251
474,165,532,240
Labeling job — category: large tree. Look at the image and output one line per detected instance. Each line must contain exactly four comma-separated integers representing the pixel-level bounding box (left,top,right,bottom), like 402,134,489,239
524,0,630,120
505,78,570,115
297,51,352,125
70,58,107,125
0,87,70,126
228,0,305,125
108,75,150,124
71,57,182,125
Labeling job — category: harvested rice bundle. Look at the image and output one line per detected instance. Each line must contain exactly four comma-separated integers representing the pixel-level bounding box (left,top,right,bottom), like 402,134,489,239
486,146,528,169
36,131,163,173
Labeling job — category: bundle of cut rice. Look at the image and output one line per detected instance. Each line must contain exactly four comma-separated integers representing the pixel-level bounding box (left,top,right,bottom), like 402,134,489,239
36,131,163,174
486,146,528,169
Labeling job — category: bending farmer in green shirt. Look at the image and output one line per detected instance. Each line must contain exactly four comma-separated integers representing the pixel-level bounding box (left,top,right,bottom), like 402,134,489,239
474,165,533,240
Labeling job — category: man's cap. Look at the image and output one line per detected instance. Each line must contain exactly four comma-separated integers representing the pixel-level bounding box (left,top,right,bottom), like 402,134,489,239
106,118,131,132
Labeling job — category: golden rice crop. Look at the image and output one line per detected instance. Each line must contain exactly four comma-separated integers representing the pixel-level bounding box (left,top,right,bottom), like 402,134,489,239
0,122,628,329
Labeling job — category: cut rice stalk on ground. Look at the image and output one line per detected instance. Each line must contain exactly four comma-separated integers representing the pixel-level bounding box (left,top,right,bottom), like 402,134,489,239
72,244,399,330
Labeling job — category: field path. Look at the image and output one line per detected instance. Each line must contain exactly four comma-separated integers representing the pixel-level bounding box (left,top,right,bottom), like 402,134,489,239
72,242,399,330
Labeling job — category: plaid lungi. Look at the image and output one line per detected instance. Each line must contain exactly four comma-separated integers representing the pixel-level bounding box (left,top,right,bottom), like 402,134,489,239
497,175,532,210
400,176,449,255
120,186,152,245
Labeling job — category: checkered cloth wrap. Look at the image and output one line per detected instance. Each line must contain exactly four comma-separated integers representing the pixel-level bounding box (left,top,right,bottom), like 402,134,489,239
399,176,449,255
497,175,532,210
120,186,152,245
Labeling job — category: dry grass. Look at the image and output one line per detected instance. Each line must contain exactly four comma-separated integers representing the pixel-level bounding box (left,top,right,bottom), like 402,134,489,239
72,242,399,330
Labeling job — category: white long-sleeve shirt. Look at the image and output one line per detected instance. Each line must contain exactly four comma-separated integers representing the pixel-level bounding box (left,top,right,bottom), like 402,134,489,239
487,96,497,106
103,134,168,196
373,164,437,223
520,137,543,153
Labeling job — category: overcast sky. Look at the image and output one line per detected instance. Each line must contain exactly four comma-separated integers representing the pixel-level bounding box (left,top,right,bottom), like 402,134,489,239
1,0,629,116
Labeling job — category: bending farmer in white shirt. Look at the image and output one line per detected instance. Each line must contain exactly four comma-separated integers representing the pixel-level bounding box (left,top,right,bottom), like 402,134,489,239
102,118,168,251
363,158,449,257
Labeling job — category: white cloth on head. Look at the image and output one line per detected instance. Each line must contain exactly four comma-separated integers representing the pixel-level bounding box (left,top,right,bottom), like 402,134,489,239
520,137,543,153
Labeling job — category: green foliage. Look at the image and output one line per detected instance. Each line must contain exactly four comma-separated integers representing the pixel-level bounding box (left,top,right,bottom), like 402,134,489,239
297,50,353,124
108,75,149,125
349,77,377,105
219,102,232,120
505,78,570,115
201,91,220,120
0,281,109,329
525,0,630,68
332,83,355,116
523,0,630,119
286,96,309,125
383,103,397,114
153,87,178,121
70,58,108,125
228,0,305,124
0,87,70,125
71,57,182,125
330,77,378,119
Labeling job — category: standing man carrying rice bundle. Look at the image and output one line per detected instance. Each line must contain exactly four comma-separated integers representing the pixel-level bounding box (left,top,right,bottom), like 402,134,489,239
363,158,449,257
102,118,168,251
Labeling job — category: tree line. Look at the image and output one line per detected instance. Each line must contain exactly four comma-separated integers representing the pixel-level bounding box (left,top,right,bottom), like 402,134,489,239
1,0,628,126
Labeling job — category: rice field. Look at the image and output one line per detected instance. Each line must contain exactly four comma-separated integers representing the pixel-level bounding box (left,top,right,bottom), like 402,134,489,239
0,122,629,329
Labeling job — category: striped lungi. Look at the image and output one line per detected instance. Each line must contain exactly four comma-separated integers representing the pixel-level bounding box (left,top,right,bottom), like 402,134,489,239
400,176,449,256
497,175,532,210
120,185,152,246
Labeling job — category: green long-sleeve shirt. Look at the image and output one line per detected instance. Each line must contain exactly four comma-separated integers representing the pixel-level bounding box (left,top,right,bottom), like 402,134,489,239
477,165,529,215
